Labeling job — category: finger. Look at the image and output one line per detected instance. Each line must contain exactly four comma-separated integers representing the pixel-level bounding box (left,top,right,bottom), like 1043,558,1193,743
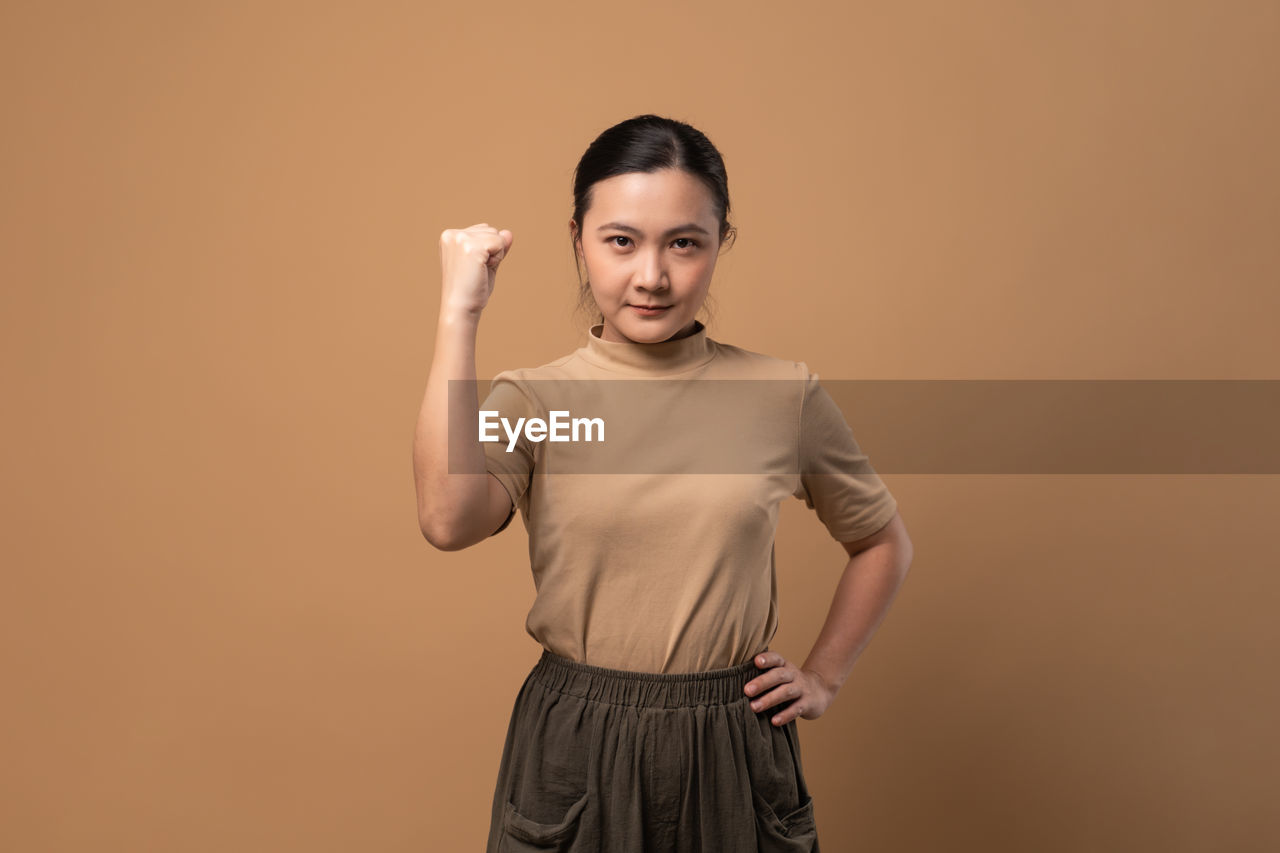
753,652,787,670
771,701,804,727
485,238,510,267
748,681,801,713
744,665,796,699
466,232,509,264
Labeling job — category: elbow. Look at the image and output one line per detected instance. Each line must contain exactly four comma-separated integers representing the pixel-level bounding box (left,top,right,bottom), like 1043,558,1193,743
419,513,471,552
876,513,914,576
894,527,915,576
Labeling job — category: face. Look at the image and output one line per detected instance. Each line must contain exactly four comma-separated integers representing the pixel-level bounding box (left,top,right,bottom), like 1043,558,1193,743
572,168,722,344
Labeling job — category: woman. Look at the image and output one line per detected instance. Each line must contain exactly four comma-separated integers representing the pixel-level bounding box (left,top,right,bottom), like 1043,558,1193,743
414,114,913,852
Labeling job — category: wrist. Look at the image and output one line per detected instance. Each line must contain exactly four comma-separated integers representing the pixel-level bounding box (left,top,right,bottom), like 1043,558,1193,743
803,666,841,697
438,305,483,331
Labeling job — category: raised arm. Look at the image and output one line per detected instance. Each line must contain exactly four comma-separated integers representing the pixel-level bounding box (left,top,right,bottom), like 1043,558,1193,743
413,225,517,551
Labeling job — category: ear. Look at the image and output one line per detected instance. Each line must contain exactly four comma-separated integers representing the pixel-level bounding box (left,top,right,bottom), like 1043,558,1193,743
569,219,585,260
719,226,737,254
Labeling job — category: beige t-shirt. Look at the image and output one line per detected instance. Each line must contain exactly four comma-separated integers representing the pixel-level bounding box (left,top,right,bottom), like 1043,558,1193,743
480,320,897,674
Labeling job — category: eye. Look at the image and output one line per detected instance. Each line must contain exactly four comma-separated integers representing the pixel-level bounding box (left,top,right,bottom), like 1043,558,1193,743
609,235,632,248
672,237,699,250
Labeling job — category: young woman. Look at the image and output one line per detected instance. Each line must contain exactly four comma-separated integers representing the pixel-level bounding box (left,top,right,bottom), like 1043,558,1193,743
414,114,913,852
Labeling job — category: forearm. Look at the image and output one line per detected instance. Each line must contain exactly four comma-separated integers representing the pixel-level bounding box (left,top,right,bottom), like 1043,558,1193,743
413,311,489,539
801,541,911,694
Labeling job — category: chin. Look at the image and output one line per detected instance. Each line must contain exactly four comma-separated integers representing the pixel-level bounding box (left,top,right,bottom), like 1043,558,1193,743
616,317,684,343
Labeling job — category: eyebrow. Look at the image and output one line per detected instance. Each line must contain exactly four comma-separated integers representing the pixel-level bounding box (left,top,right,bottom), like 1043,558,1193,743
596,221,712,237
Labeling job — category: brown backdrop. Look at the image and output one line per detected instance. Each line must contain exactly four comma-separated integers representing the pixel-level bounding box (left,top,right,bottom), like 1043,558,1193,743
3,1,1277,851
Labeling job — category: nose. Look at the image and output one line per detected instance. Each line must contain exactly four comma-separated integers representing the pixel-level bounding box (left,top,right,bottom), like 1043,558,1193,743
633,248,668,292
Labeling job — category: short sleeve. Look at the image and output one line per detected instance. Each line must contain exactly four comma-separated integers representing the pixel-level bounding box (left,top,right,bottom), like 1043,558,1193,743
793,370,898,543
478,370,540,536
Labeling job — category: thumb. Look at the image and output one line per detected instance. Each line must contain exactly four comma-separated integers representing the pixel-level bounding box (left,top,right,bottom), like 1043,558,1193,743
485,229,514,271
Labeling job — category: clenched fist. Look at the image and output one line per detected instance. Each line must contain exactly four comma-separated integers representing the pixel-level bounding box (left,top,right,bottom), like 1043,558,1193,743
438,223,514,318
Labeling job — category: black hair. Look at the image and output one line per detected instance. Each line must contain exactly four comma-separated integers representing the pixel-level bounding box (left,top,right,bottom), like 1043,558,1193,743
569,114,736,327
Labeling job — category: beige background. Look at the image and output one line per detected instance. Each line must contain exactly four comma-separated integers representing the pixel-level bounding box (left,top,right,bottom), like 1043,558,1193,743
3,1,1278,850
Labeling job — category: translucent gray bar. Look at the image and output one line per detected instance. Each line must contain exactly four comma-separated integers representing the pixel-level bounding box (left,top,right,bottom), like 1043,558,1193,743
449,379,1280,474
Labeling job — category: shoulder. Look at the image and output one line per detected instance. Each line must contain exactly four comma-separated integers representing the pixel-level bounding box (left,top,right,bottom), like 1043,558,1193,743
485,350,588,415
490,351,579,385
705,338,813,382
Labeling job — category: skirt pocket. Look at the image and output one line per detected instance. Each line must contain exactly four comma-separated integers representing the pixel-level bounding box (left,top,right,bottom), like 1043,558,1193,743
742,702,820,851
751,788,818,850
499,789,590,852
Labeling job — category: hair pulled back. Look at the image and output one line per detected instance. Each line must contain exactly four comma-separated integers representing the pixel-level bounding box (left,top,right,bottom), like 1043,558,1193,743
570,114,736,326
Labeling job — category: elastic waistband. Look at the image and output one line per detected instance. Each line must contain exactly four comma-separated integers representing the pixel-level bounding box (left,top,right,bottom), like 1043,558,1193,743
529,648,763,709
